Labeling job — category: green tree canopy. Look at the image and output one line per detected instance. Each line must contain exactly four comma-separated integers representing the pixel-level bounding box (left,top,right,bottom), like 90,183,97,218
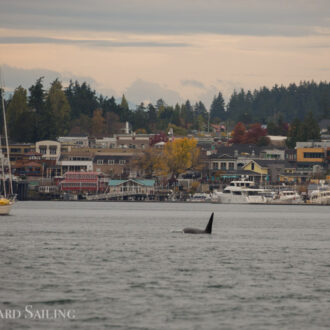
210,92,226,122
7,86,35,142
46,79,71,138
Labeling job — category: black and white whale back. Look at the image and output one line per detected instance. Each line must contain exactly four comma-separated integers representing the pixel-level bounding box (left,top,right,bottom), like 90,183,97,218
183,212,214,234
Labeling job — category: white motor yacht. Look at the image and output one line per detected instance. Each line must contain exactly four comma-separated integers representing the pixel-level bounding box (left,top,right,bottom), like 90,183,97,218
212,180,273,204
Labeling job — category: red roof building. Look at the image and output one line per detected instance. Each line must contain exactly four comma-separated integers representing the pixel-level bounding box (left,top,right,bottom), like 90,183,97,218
59,171,107,193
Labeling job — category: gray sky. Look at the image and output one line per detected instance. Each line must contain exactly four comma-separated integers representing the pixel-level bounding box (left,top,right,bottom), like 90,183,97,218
0,0,329,106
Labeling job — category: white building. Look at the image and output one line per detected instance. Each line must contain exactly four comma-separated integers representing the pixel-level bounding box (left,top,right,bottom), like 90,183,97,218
57,155,93,173
35,140,61,161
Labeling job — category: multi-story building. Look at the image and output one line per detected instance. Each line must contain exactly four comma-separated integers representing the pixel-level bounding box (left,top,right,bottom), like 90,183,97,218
295,142,329,175
35,140,61,161
59,171,107,193
93,152,138,178
209,154,237,172
115,134,150,150
57,154,93,174
1,143,35,161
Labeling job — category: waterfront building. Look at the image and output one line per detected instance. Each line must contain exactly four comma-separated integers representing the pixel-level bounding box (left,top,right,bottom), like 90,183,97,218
108,179,155,196
59,171,107,193
57,154,93,174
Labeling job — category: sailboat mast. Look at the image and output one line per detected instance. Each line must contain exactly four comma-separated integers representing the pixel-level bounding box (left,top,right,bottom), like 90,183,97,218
0,80,13,195
1,145,7,197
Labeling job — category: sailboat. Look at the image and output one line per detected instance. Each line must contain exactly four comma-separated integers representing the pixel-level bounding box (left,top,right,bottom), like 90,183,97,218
0,77,15,215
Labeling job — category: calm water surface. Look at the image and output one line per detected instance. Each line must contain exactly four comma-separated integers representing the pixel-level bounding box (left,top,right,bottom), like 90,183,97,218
0,201,330,329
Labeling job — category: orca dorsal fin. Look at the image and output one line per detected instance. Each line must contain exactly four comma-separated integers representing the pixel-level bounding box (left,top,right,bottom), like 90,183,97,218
204,212,214,234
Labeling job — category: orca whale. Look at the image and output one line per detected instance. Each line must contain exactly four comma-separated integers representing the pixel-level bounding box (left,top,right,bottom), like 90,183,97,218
183,212,214,234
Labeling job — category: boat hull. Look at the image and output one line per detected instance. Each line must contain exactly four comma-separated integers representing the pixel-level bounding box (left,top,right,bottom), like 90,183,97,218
0,203,13,215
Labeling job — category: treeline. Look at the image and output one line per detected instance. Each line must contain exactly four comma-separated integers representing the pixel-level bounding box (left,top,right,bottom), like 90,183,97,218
1,78,329,143
225,81,330,123
1,78,213,142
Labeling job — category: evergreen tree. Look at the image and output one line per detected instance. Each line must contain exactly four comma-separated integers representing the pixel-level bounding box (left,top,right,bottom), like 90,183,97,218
286,118,301,148
147,103,157,132
182,100,194,128
194,101,207,120
7,86,35,142
210,92,226,122
303,111,320,141
119,94,131,122
65,81,99,119
120,94,129,110
46,80,71,138
100,96,120,116
29,77,46,141
133,103,148,131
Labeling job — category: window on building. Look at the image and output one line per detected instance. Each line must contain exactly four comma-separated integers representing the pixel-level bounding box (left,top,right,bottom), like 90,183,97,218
212,162,218,170
229,162,234,170
10,148,21,153
220,162,226,170
97,159,104,165
108,160,115,165
119,160,126,165
49,147,57,155
303,152,324,159
251,162,255,171
39,147,47,155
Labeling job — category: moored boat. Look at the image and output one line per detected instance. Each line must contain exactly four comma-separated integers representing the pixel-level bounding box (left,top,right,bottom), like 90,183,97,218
270,190,304,204
0,197,13,215
212,179,273,204
309,190,330,205
187,193,211,202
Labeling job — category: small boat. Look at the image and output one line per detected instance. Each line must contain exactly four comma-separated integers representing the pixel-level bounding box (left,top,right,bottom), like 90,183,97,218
309,190,330,205
187,193,211,202
270,190,304,204
0,197,14,215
